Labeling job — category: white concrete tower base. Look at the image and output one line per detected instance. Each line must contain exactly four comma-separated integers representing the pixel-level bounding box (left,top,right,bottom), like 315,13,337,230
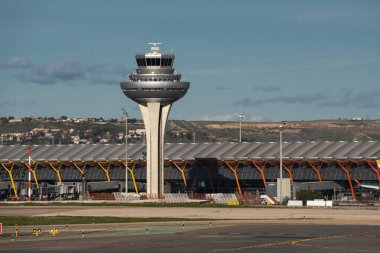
139,102,171,195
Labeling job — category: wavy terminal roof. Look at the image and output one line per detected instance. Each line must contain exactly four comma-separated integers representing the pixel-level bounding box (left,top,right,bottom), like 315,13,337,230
0,141,379,163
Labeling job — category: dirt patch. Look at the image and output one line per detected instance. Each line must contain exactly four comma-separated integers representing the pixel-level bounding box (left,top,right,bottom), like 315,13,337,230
2,206,380,225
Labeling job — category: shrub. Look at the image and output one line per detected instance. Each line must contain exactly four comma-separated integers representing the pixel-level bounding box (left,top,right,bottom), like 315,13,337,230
296,190,324,201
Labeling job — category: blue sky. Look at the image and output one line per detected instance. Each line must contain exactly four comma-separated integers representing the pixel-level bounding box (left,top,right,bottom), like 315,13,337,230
0,0,379,122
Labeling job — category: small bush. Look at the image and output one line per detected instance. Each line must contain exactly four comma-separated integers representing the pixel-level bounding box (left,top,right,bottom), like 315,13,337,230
296,190,324,201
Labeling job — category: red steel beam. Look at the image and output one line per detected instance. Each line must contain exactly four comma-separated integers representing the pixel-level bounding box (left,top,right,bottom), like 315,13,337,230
281,161,294,183
225,161,243,196
307,160,323,182
251,160,267,187
337,161,355,200
366,160,380,184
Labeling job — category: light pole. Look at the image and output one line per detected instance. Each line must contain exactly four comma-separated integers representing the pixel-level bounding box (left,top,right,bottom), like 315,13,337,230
28,145,32,202
238,113,245,142
82,172,86,200
279,124,283,204
122,109,128,194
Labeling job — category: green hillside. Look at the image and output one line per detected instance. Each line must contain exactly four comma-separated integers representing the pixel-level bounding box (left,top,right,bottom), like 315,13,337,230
1,118,380,145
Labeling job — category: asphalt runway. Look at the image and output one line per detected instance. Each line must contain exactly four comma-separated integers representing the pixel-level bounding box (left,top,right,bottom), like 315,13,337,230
1,223,379,253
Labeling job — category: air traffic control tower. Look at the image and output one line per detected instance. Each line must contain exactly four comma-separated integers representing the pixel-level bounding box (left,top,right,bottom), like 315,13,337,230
120,43,190,195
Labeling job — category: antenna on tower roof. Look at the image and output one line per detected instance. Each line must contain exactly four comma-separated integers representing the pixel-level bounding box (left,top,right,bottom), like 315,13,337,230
148,42,162,53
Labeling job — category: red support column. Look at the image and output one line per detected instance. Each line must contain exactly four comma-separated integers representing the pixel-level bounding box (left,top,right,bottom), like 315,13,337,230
307,160,323,182
281,161,295,183
225,160,243,196
337,161,356,200
251,160,267,187
366,160,380,184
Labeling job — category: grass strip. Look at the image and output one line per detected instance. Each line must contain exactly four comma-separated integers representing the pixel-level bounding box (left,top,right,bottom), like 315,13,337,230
0,216,211,226
0,202,278,208
1,202,205,207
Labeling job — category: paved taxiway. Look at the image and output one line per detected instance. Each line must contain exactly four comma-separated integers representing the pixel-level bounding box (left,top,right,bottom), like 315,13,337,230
0,223,379,253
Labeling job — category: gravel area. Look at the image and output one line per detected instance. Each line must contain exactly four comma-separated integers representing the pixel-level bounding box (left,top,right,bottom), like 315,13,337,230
1,206,380,225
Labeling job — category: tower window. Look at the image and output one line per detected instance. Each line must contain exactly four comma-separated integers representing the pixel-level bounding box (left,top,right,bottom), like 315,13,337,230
160,58,173,66
142,88,163,91
146,58,161,66
136,58,146,66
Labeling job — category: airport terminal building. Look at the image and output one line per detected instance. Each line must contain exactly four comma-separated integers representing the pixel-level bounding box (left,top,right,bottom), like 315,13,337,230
0,141,379,200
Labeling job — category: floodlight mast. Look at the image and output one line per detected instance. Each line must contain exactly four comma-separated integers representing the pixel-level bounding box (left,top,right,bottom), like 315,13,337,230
28,145,32,202
238,113,246,143
120,43,190,196
122,108,128,194
279,124,283,203
278,121,286,204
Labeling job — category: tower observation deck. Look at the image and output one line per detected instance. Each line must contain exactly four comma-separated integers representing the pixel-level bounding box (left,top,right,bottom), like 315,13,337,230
120,43,190,195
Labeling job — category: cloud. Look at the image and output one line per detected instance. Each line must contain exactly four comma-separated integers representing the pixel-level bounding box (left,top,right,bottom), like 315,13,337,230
0,100,17,108
236,89,380,109
245,114,272,122
199,114,238,121
251,85,281,92
88,64,130,86
0,56,31,69
18,59,128,85
91,75,122,86
198,113,270,122
215,85,279,92
112,65,130,75
236,92,328,107
215,86,231,91
23,60,89,84
317,89,380,109
186,56,380,78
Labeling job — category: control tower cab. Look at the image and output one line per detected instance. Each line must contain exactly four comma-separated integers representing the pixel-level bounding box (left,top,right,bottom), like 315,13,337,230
121,43,190,105
120,43,190,196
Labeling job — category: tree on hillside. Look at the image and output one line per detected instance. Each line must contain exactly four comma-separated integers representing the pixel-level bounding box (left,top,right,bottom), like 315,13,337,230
0,117,8,123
